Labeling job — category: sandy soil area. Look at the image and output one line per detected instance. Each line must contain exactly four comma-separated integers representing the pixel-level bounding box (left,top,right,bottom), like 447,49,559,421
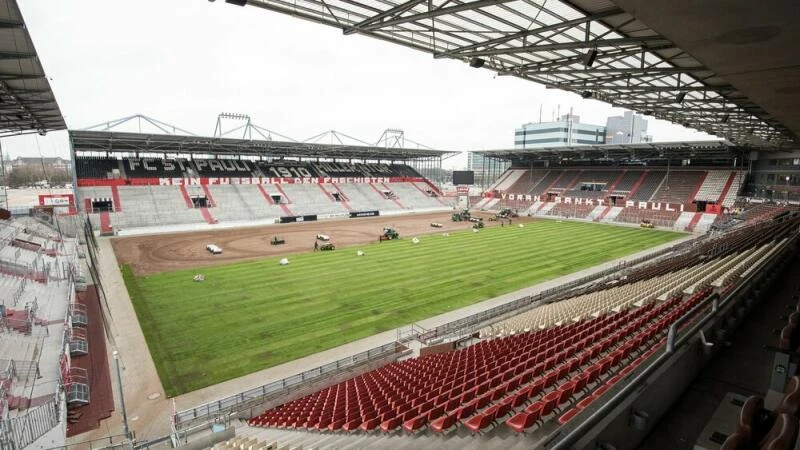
112,211,532,276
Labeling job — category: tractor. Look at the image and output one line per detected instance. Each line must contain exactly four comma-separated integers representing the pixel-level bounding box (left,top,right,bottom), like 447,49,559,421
319,243,336,251
379,227,400,242
270,236,285,245
472,219,484,230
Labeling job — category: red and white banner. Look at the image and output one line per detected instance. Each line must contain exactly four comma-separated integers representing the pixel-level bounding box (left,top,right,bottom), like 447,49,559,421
76,176,426,187
38,193,76,214
39,193,74,206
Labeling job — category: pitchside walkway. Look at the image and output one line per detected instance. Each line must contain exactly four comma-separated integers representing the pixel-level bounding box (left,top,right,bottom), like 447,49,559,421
84,231,695,444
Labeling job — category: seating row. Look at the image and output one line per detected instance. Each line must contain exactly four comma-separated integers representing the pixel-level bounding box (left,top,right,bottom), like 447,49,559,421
245,214,796,441
250,286,713,437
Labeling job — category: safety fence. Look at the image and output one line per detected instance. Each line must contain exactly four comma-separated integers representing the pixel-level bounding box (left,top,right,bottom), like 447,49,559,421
0,392,61,450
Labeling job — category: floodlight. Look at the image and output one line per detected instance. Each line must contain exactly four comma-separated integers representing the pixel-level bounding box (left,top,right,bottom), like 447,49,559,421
582,48,598,67
469,58,485,68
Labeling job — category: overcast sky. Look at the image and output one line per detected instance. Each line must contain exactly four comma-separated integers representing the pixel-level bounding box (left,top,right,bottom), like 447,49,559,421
3,0,715,168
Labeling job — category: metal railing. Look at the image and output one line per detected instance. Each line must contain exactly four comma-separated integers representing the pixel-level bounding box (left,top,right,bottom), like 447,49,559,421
174,341,403,430
553,232,795,449
38,433,131,450
0,391,62,450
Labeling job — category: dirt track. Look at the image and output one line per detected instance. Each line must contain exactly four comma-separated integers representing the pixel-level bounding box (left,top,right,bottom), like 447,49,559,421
113,211,533,276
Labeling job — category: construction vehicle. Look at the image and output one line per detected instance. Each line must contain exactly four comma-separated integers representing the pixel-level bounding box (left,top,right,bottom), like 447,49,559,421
379,227,400,242
472,219,484,229
319,243,336,251
452,209,472,222
497,208,519,219
270,236,285,245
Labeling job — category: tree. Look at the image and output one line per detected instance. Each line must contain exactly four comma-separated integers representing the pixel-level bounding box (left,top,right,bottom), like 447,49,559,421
7,165,71,187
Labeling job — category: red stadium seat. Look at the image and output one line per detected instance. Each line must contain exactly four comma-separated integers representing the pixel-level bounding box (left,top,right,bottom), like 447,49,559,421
380,416,402,432
464,412,494,433
430,413,457,433
556,381,577,407
558,408,580,425
541,390,561,417
402,414,427,432
576,395,595,410
359,417,381,432
455,401,476,420
506,409,540,433
759,413,798,450
342,418,361,431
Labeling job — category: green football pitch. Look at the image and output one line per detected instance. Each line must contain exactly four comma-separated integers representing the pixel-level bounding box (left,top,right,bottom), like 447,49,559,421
122,220,684,396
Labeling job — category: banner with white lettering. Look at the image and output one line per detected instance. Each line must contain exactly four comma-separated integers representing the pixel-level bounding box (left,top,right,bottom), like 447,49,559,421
350,210,380,218
498,193,686,212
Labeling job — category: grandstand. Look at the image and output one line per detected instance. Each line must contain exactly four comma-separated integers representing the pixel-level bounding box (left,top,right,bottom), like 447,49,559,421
1,0,798,448
70,130,456,235
0,1,97,448
473,142,748,233
0,215,99,449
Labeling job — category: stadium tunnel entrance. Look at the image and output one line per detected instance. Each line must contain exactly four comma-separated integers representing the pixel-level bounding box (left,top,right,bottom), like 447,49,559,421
190,195,209,208
90,198,114,213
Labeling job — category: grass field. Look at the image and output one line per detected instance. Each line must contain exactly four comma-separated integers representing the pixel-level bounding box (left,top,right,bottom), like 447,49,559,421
122,220,684,396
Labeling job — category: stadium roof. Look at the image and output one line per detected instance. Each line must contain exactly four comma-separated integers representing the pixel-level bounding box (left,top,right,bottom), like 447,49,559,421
234,0,799,147
0,0,65,136
69,130,455,161
475,140,748,161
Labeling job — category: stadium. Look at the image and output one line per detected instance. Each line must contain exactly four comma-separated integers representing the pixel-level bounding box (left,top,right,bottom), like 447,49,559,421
1,0,799,450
